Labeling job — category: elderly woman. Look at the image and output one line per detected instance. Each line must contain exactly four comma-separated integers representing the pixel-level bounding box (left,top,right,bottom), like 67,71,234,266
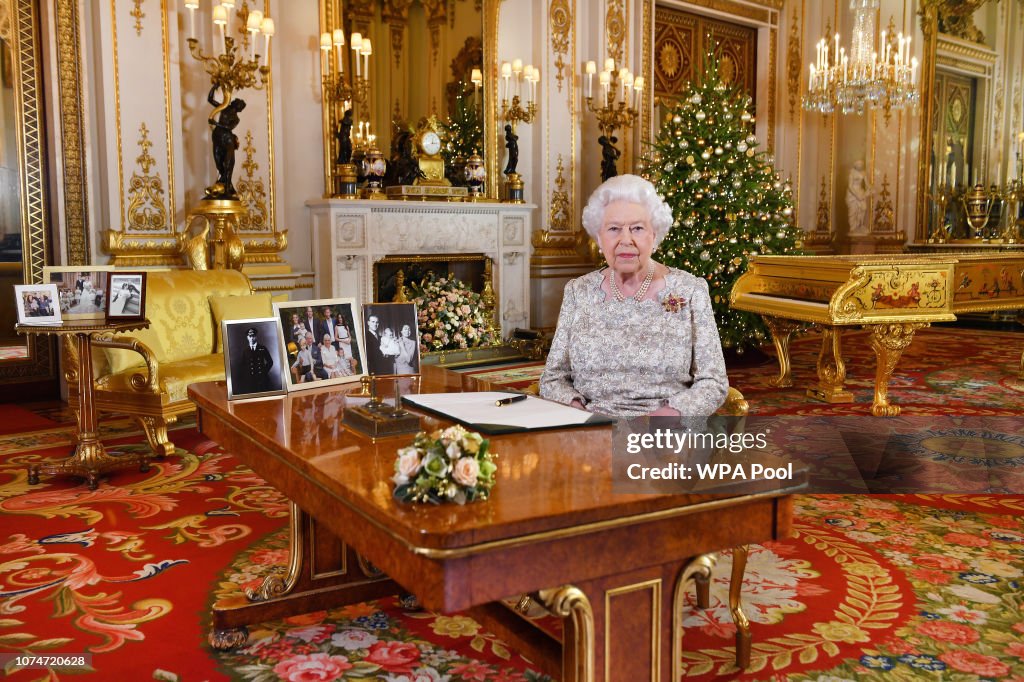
540,174,728,417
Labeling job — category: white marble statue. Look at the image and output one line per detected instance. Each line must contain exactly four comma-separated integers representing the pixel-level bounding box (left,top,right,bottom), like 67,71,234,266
846,160,871,236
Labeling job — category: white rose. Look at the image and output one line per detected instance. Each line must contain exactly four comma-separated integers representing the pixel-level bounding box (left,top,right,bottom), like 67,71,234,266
452,457,480,487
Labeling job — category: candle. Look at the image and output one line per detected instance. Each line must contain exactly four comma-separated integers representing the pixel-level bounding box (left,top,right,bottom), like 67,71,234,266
501,61,511,101
585,60,596,98
471,68,482,89
604,57,615,72
633,76,643,109
261,17,273,67
185,1,198,39
212,5,228,54
599,69,610,102
512,58,523,75
951,163,957,189
320,32,330,77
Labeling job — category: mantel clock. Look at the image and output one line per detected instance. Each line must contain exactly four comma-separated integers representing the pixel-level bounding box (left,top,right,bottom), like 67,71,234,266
412,117,450,187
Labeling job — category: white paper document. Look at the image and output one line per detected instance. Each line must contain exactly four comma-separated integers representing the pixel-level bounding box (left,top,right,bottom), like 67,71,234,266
402,392,597,431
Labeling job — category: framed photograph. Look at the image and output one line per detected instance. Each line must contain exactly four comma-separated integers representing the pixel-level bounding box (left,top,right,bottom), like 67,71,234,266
105,272,147,321
273,297,366,392
362,302,420,376
222,318,287,400
43,266,113,320
14,283,62,325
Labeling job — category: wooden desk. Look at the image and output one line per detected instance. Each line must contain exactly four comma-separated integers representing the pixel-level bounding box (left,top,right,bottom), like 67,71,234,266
189,368,803,681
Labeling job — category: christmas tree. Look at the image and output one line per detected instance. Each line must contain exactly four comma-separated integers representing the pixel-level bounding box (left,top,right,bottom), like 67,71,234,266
644,55,800,352
441,91,484,186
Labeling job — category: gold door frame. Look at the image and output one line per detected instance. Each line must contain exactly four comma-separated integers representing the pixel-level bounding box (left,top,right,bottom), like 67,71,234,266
0,0,55,385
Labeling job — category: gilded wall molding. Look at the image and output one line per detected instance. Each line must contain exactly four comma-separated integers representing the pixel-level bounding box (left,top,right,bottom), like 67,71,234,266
767,26,776,153
785,6,800,123
126,122,167,230
605,0,625,66
56,0,89,264
549,0,570,91
237,130,268,232
815,176,830,233
130,0,143,35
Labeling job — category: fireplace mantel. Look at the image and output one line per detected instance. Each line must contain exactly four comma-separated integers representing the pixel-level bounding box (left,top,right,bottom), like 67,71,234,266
306,198,534,337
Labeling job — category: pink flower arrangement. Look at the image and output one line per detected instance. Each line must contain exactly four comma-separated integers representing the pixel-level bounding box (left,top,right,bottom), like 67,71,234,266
662,292,687,313
393,425,497,505
411,274,497,352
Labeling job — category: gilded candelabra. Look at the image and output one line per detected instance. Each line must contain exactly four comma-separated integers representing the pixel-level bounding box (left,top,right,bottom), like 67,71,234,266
183,0,273,269
499,59,539,203
319,30,374,197
927,183,952,243
581,59,643,180
1000,180,1023,244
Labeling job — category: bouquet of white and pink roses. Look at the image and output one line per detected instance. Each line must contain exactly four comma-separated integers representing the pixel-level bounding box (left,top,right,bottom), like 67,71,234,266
411,273,498,352
393,425,498,504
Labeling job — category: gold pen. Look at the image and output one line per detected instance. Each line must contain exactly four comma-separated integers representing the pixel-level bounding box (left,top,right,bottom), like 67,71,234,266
495,394,528,407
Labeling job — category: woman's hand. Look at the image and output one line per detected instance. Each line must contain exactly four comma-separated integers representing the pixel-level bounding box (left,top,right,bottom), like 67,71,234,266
570,398,588,411
649,404,680,417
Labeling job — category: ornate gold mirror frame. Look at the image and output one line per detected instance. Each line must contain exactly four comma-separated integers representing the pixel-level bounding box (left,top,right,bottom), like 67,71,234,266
915,0,996,243
318,0,497,199
0,0,55,386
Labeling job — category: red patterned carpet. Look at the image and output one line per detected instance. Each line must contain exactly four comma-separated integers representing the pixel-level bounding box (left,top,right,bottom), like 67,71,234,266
1,327,1022,680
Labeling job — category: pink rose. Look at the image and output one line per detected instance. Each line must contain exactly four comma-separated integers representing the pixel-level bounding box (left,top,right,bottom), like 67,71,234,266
396,448,422,480
1006,642,1024,658
272,652,353,682
908,568,952,584
939,650,1011,677
917,620,980,645
452,457,480,487
364,641,421,673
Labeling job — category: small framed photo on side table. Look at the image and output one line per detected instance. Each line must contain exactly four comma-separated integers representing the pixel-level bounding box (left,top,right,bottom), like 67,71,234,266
105,272,147,321
14,283,62,325
362,302,420,376
223,318,287,400
43,266,113,320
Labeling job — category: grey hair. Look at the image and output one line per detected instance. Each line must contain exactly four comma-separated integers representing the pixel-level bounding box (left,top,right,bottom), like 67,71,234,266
581,174,674,246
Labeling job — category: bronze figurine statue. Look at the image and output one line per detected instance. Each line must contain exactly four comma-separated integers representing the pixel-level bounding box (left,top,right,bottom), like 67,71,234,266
503,124,519,175
599,135,620,182
335,108,354,166
385,130,424,186
206,86,247,200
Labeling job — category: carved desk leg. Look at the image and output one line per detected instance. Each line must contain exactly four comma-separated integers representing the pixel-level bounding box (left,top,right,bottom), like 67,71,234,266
763,316,802,388
209,501,398,650
729,546,752,669
868,323,928,417
808,326,854,403
537,586,595,682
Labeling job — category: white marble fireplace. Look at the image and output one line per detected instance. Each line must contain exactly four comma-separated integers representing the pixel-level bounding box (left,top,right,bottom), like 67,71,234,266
306,198,534,338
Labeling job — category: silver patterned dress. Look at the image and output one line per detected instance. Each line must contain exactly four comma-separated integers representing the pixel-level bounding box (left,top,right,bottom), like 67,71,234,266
540,267,729,417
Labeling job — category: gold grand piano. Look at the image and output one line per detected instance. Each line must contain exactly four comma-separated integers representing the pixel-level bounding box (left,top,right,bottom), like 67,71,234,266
731,253,1024,416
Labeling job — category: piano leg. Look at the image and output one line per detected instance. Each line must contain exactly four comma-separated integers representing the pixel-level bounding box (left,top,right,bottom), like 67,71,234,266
808,326,854,403
763,316,802,387
868,323,929,417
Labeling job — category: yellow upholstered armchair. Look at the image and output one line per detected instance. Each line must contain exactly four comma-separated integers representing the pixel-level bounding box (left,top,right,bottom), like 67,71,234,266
64,269,256,458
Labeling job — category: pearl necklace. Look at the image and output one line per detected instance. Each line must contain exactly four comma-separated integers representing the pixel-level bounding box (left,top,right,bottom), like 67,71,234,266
610,263,654,303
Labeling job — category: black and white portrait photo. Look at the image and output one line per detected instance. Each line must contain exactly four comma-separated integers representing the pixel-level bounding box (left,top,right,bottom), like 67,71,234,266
362,302,420,376
223,318,286,400
272,298,366,392
105,272,147,320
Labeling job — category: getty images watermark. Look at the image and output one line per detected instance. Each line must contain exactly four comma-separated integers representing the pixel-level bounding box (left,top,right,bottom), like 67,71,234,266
612,417,798,495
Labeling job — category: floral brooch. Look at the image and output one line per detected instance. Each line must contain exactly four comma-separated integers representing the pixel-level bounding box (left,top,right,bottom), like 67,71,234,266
663,293,687,313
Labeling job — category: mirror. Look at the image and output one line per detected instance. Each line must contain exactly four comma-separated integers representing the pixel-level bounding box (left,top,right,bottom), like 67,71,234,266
916,1,999,243
319,0,493,196
0,0,55,387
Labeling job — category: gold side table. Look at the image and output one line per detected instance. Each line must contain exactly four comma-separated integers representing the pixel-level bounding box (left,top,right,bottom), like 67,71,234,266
16,318,152,490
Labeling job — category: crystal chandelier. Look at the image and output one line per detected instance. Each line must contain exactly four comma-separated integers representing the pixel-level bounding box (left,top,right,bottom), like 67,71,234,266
803,0,919,116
